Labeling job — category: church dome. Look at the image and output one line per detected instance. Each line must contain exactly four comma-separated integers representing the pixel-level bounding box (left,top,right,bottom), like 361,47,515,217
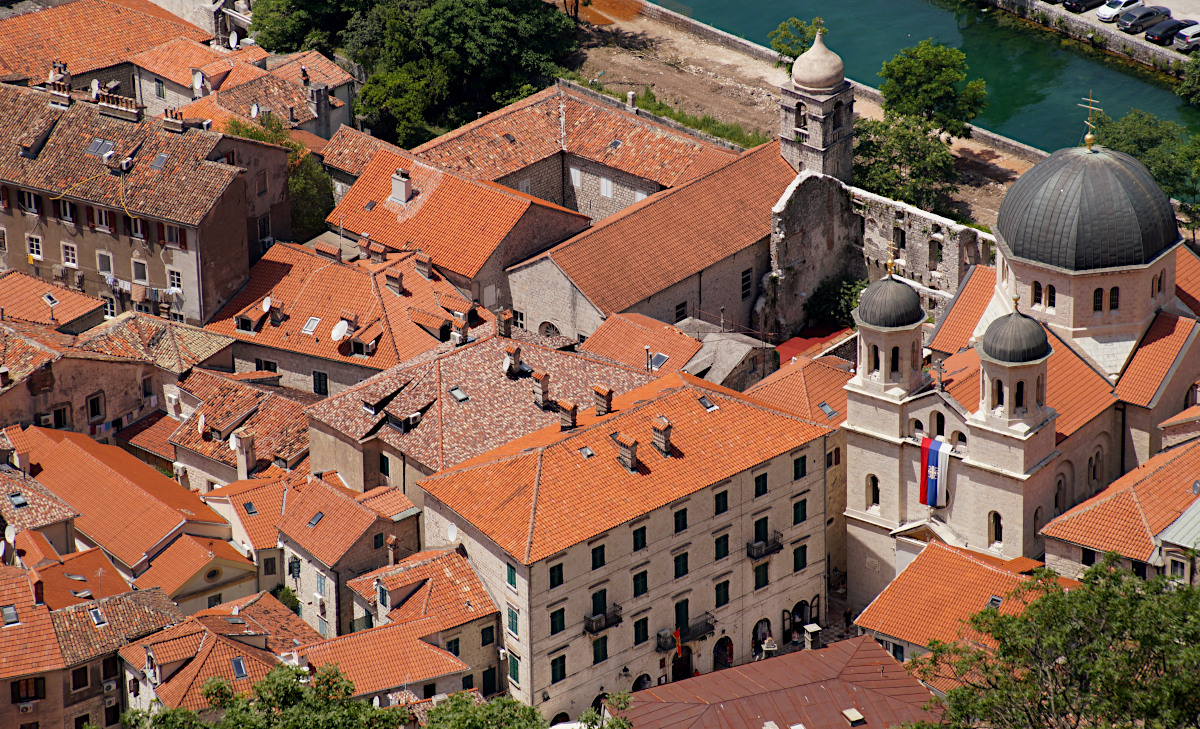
996,145,1178,272
791,33,845,93
855,275,924,328
981,311,1049,363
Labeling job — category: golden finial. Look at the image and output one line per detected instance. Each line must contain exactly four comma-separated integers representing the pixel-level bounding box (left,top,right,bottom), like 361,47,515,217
886,251,896,275
1078,91,1103,152
1012,292,1020,309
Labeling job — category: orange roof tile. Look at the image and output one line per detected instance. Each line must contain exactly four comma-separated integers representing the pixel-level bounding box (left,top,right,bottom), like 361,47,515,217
928,265,997,354
328,150,589,280
578,313,702,375
116,410,179,461
1160,403,1200,429
154,629,278,710
181,74,341,129
133,534,253,596
130,37,222,88
746,355,852,426
530,143,795,315
355,487,417,520
1041,437,1200,561
50,588,183,667
0,270,104,328
14,530,60,569
267,50,354,89
0,469,77,533
0,566,63,679
346,549,497,630
211,476,289,551
1115,312,1197,408
288,128,328,154
34,548,130,609
320,125,404,177
420,373,829,564
192,591,322,653
72,313,232,374
1175,245,1200,316
277,478,382,567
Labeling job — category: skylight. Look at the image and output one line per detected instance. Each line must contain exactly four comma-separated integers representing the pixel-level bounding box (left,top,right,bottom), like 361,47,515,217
226,617,245,625
7,492,28,508
88,607,107,626
243,501,258,515
698,396,718,412
818,402,838,419
502,133,516,143
302,317,321,335
85,138,115,156
150,152,169,170
986,595,1003,609
449,386,469,403
42,293,58,307
650,352,669,370
232,657,248,679
71,589,93,599
64,573,86,582
578,446,594,459
307,511,324,528
1,605,17,626
364,200,377,211
609,139,622,150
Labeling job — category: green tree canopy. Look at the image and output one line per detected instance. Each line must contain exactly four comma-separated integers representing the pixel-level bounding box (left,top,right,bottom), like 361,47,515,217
423,693,547,729
1178,54,1200,108
878,39,987,139
767,17,826,65
908,556,1200,729
853,115,958,211
804,275,869,328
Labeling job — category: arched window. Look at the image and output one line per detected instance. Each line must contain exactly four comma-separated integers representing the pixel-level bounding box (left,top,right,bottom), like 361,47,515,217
935,411,945,437
890,346,900,374
913,419,924,436
989,511,1003,547
993,379,1004,408
1047,285,1056,309
1152,276,1158,298
1087,457,1094,485
1109,287,1119,311
1093,288,1104,312
867,475,880,510
834,448,841,465
1036,375,1044,406
1033,281,1042,305
1033,506,1044,536
1093,448,1102,485
1055,477,1065,515
871,346,880,374
1159,272,1165,293
1015,381,1025,410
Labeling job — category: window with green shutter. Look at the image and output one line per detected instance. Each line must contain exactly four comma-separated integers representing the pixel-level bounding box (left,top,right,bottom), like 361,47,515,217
592,636,608,664
793,499,808,525
754,562,769,590
551,655,566,683
506,563,516,588
674,552,689,578
591,545,606,570
550,608,565,635
549,563,564,589
634,617,649,644
793,455,806,480
507,607,519,635
714,490,728,515
715,580,730,607
633,526,647,552
754,473,768,497
714,534,729,560
673,508,688,533
794,545,808,572
509,655,520,684
633,570,648,597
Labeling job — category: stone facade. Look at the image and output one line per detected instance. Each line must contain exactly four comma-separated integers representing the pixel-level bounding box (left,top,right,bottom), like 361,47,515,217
778,79,854,183
229,341,378,396
133,69,193,119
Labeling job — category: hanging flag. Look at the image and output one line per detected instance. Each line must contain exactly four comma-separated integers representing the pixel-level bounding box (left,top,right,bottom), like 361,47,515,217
919,437,950,507
673,628,682,657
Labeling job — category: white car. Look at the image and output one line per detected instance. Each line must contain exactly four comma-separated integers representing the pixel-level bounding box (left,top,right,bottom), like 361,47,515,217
1098,0,1142,22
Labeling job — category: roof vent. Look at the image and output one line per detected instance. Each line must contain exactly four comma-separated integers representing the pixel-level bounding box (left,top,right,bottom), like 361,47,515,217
841,709,865,727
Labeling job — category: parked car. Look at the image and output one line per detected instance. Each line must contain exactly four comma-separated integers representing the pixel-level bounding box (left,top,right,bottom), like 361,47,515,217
1174,23,1200,50
1065,0,1105,12
1097,0,1142,22
1146,18,1197,43
1118,5,1171,31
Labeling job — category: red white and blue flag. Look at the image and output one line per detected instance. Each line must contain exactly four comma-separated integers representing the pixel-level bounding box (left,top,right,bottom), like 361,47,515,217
919,437,950,508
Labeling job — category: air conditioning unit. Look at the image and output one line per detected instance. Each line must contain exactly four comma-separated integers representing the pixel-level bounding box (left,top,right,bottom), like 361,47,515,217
165,392,179,407
406,412,422,427
36,413,52,427
104,680,117,693
260,236,275,246
498,648,508,661
119,157,134,172
102,150,116,164
105,696,118,707
450,330,464,345
19,702,34,714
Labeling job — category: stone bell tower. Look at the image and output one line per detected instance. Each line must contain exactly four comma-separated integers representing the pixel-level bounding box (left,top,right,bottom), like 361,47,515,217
779,32,855,183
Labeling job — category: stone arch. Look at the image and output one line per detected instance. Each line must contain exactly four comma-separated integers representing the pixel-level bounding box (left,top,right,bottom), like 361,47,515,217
951,430,967,455
1015,380,1026,411
713,637,733,670
934,411,946,437
551,713,572,726
871,345,880,374
633,674,653,691
1093,288,1104,312
993,378,1004,409
1033,506,1044,540
866,474,880,510
989,511,1003,547
911,418,924,437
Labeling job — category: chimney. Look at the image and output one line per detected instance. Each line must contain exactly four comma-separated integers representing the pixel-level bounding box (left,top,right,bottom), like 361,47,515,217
804,623,822,651
268,303,283,327
234,430,256,480
593,385,613,416
651,415,672,455
306,83,331,137
532,370,550,409
387,535,399,566
390,168,412,204
384,267,404,295
0,366,9,387
503,344,522,376
414,253,432,279
645,345,651,372
288,105,296,123
12,451,29,473
558,399,577,430
47,81,72,108
626,90,636,110
300,66,310,86
48,61,70,87
339,310,359,331
358,232,370,260
162,108,185,133
97,91,142,122
496,310,513,338
615,432,638,471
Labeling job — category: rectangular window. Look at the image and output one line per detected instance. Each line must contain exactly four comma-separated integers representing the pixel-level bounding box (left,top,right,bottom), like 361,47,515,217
256,170,268,196
1081,548,1097,566
591,544,606,570
208,593,222,608
891,643,905,662
75,715,90,729
794,455,807,480
316,573,326,596
97,209,115,231
60,242,77,268
507,606,519,636
754,473,768,498
168,269,182,290
674,552,688,579
71,666,89,691
518,179,531,194
263,557,276,575
130,217,145,239
795,544,810,572
57,199,74,223
715,580,730,608
379,453,390,477
550,608,565,635
754,562,769,590
507,563,517,588
673,508,688,533
11,676,46,702
793,499,808,525
632,526,647,552
741,268,753,300
462,674,474,690
87,393,104,422
508,654,520,685
600,176,613,198
513,310,525,330
481,625,495,645
288,557,301,578
27,234,42,260
445,638,459,656
714,534,729,560
52,405,69,429
714,490,728,515
312,371,328,396
551,655,566,683
17,190,41,216
591,589,607,617
0,229,6,252
674,599,688,630
634,617,649,645
674,301,687,323
165,225,182,246
102,656,119,680
592,635,608,664
132,260,147,283
97,252,112,274
754,516,769,544
135,302,153,314
317,615,327,637
105,702,121,726
155,78,165,99
549,563,564,589
373,532,384,549
633,570,648,597
570,166,581,187
1171,559,1186,578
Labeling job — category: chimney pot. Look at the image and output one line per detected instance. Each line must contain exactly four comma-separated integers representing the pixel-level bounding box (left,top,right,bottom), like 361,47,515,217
414,253,432,279
504,344,522,375
593,385,613,416
804,623,822,651
497,310,513,338
615,432,638,471
652,415,672,455
385,267,404,295
626,90,636,110
234,430,256,480
387,535,399,565
532,370,551,409
558,399,577,430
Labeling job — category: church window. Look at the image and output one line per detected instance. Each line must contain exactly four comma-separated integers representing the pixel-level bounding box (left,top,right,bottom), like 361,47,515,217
1093,288,1104,312
1054,478,1065,515
871,346,880,374
867,475,880,510
993,379,1004,408
890,346,900,374
1159,272,1164,293
1033,281,1042,305
1152,276,1157,298
1087,457,1094,484
913,420,924,436
1109,287,1119,311
935,412,945,437
1046,285,1056,309
911,342,919,369
1036,375,1044,406
989,512,1003,547
1015,381,1025,410
1033,506,1044,536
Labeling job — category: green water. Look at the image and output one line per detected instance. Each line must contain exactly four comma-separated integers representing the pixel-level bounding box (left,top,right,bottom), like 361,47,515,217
659,0,1200,150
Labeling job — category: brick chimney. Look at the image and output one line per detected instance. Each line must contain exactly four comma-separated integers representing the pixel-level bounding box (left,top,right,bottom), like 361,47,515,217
384,267,404,295
0,366,9,387
389,168,412,204
414,253,432,279
48,61,70,86
234,430,256,480
503,344,522,376
387,534,399,565
162,108,185,133
651,415,672,456
615,432,638,471
558,399,577,430
593,385,613,416
496,310,513,338
532,370,550,409
47,81,72,109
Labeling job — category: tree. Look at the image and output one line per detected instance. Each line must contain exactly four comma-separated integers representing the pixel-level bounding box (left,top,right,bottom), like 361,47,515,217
805,275,869,328
223,115,335,243
423,693,547,729
878,39,987,139
853,115,959,211
767,17,826,65
908,556,1200,729
248,0,325,52
1178,54,1200,107
578,691,633,729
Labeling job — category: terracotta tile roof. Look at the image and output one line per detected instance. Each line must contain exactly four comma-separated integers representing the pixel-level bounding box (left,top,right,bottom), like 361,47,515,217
300,617,468,696
0,85,242,227
1041,437,1200,561
321,125,404,177
130,37,222,88
746,355,853,426
154,629,279,710
73,313,232,375
0,0,210,80
0,271,105,328
267,50,354,89
14,530,60,569
421,373,830,564
193,591,322,653
328,149,589,280
1160,403,1200,429
277,477,382,567
621,636,938,729
0,468,78,533
119,619,205,668
0,327,58,398
529,143,795,315
116,410,179,461
50,587,182,666
928,265,997,354
288,128,328,154
578,313,702,375
210,476,290,551
356,487,417,520
1175,245,1200,316
1115,313,1198,408
133,534,253,596
34,547,129,609
306,335,656,472
181,74,342,128
205,244,480,372
346,549,497,629
412,85,738,188
0,566,63,678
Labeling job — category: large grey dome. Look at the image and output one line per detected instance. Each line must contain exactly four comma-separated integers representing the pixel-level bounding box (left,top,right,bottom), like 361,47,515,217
996,145,1178,272
856,275,924,328
981,311,1049,363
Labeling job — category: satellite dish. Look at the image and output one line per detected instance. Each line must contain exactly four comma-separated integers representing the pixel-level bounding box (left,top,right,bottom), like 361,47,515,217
447,523,458,542
330,320,349,342
229,30,239,49
229,435,238,452
90,78,100,94
4,525,14,543
261,296,272,313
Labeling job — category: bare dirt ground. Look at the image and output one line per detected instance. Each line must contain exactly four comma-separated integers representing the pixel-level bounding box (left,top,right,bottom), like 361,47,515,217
565,0,1036,227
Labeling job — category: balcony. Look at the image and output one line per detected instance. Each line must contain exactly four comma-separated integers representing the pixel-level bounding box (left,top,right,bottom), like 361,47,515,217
747,531,783,560
656,612,716,652
583,603,623,634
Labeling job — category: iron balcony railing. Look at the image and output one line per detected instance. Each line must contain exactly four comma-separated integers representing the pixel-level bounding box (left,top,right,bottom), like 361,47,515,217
747,530,783,560
583,603,623,634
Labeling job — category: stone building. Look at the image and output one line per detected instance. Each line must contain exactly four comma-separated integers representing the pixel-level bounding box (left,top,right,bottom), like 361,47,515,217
419,373,832,722
128,38,269,118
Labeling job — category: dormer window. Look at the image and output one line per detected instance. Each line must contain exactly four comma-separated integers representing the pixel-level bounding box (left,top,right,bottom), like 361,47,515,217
237,317,254,332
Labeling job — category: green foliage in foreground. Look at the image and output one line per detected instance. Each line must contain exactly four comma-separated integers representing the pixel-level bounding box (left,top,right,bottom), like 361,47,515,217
767,17,826,65
805,275,869,328
633,87,770,148
878,39,987,140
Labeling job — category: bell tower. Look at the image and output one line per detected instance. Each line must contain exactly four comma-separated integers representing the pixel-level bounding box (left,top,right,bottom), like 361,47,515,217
779,32,854,183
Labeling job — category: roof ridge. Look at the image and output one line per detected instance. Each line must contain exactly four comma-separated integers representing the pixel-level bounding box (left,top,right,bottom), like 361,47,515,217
410,87,560,154
523,451,545,564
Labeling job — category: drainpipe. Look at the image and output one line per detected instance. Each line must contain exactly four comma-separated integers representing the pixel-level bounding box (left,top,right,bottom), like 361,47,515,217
1117,401,1127,473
